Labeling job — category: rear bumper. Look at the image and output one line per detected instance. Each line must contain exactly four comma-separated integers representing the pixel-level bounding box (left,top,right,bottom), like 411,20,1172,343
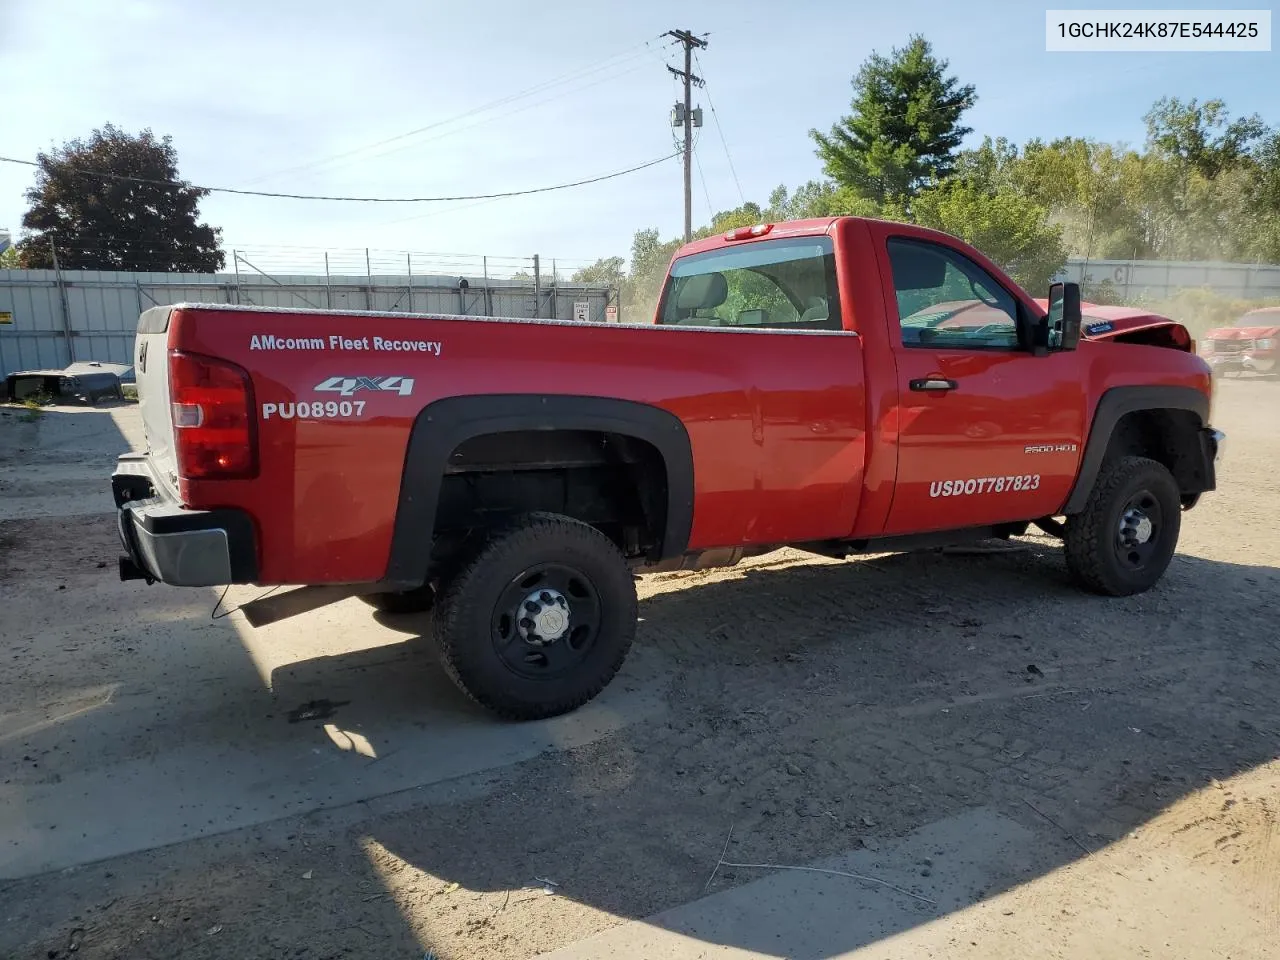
112,454,258,586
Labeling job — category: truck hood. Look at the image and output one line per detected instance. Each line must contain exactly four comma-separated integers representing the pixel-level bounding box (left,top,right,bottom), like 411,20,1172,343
1032,300,1192,347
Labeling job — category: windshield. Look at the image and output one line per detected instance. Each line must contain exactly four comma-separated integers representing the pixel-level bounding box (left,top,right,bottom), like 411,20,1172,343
657,236,840,330
1237,309,1280,326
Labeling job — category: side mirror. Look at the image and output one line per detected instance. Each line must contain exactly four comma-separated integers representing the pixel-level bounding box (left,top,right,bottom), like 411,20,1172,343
1046,281,1082,352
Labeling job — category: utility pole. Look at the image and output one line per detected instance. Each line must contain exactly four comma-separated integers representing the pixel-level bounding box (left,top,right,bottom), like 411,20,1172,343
666,29,706,243
50,240,75,363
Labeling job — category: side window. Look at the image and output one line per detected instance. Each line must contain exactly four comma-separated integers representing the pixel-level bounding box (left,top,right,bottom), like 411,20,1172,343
887,239,1020,350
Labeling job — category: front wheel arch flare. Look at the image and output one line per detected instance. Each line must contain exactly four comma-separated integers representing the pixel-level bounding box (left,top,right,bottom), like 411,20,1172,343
1062,385,1210,515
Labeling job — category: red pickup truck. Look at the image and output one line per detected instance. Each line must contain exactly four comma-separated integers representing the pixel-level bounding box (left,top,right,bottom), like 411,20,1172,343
1198,306,1280,376
112,217,1224,719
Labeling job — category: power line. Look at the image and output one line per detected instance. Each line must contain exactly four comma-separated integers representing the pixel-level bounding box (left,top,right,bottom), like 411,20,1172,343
695,51,746,206
377,191,523,227
643,36,678,70
242,38,667,185
313,58,657,178
695,145,715,220
0,152,679,203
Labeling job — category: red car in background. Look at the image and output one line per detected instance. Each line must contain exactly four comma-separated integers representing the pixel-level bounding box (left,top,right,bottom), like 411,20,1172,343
1198,307,1280,376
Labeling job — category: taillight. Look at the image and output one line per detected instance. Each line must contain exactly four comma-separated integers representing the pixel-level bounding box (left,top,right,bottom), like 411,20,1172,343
169,351,257,480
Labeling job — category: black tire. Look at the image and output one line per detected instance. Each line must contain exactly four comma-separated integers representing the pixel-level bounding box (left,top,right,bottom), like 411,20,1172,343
361,583,436,615
432,513,637,720
1064,456,1181,596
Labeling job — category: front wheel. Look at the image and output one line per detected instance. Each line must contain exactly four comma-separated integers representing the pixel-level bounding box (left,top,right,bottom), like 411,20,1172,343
432,513,637,720
1064,456,1181,596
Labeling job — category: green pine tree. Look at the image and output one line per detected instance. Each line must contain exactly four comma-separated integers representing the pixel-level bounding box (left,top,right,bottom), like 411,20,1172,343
811,35,975,204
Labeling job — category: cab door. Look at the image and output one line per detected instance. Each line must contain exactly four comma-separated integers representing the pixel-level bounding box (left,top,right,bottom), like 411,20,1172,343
876,234,1088,536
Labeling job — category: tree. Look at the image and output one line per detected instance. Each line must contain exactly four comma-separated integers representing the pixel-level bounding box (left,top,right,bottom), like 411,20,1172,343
707,201,764,233
766,181,878,220
1012,138,1164,260
952,137,1020,194
570,256,624,288
1144,97,1268,180
811,35,975,204
621,228,683,323
898,180,1067,292
0,245,19,269
18,124,224,272
1245,131,1280,261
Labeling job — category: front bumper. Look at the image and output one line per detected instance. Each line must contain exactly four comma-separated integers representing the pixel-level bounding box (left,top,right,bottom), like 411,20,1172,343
112,454,258,586
1206,351,1279,373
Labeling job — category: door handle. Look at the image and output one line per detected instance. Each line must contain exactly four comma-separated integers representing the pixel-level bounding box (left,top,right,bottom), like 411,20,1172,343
910,378,958,392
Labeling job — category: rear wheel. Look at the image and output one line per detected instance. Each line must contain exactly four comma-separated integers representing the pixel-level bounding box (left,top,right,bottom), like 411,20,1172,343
1064,456,1181,596
432,513,637,720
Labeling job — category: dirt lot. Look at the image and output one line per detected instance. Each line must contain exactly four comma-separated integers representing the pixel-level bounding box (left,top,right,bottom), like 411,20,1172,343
1,381,1278,960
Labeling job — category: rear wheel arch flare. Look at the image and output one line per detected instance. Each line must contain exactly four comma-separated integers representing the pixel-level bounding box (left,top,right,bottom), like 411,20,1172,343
384,395,695,586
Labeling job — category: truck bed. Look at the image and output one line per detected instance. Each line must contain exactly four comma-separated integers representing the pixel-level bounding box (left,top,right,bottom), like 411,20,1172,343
132,302,870,584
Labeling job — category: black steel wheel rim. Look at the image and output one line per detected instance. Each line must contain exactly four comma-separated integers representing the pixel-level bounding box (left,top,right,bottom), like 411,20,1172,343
1115,489,1164,571
490,562,602,680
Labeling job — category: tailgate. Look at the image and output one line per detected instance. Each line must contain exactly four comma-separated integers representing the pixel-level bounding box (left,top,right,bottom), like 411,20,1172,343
134,306,179,498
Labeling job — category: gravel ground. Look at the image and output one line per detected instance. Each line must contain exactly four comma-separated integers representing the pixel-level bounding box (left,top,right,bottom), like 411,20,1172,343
1,379,1278,960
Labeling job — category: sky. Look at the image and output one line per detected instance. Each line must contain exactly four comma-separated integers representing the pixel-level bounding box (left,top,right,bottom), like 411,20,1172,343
1,0,1277,275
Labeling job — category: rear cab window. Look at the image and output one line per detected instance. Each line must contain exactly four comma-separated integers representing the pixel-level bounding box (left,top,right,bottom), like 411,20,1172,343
658,236,842,331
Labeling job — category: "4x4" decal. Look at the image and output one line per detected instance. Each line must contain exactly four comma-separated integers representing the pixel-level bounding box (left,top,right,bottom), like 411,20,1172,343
315,376,415,397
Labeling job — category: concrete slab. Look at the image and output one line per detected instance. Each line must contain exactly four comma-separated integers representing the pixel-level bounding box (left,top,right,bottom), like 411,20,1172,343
539,807,1032,959
0,405,144,521
542,790,1279,960
0,579,669,880
1,403,670,879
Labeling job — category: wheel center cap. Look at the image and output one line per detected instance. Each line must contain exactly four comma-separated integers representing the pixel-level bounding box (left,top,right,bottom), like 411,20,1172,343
1132,516,1153,544
518,587,570,645
536,608,568,640
1121,507,1154,546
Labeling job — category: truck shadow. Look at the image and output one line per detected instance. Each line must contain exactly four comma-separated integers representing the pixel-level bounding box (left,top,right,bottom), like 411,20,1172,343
280,539,1280,957
6,523,1279,958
